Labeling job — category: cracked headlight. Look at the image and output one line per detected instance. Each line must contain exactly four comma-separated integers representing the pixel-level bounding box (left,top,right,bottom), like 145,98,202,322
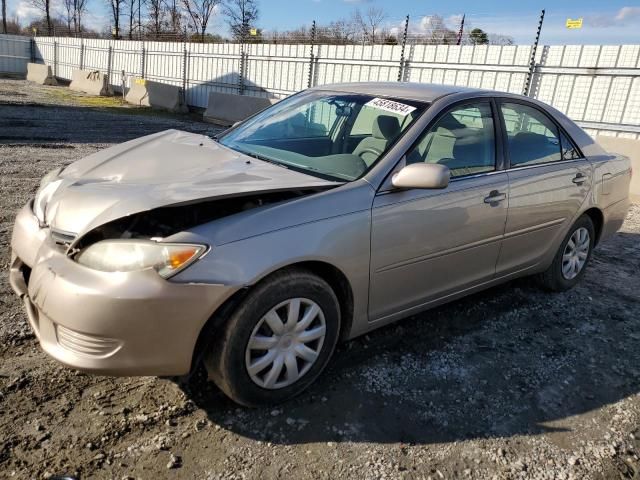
33,167,63,225
75,240,207,278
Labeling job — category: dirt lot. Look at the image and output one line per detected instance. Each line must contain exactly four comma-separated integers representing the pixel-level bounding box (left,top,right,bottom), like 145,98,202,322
1,78,639,480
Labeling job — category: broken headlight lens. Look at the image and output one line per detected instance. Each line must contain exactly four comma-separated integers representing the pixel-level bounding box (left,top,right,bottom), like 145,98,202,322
33,167,63,225
75,240,207,279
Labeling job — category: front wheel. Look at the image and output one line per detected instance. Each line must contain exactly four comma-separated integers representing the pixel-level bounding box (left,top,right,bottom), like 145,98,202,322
205,269,341,407
539,214,595,292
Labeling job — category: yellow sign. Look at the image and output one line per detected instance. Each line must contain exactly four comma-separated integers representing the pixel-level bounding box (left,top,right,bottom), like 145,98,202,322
135,78,146,85
249,28,258,36
566,18,583,29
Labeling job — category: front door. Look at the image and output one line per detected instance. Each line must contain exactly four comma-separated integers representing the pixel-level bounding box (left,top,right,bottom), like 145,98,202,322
369,100,509,322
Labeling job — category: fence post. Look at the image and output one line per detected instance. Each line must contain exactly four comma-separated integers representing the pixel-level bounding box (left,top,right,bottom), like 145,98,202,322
523,9,545,96
397,15,409,82
182,45,188,105
307,20,316,88
106,45,113,87
30,37,35,63
238,19,249,95
140,42,146,79
79,40,84,70
53,40,58,77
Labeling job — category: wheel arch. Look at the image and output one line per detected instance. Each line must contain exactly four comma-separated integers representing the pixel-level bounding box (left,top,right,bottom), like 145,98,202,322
188,260,355,375
582,207,604,245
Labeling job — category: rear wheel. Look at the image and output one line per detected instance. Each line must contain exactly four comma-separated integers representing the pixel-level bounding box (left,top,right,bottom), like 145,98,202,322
539,215,595,292
205,269,340,407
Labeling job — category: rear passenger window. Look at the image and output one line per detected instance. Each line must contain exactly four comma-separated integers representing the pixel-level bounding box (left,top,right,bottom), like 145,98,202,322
406,102,496,178
501,102,562,167
560,131,581,160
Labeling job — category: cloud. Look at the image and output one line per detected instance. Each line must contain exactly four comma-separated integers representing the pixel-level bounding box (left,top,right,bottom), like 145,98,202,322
616,6,640,21
445,14,464,29
12,0,43,22
586,6,640,28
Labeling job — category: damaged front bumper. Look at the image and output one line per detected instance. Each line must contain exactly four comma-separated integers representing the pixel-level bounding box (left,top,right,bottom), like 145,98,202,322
9,201,235,376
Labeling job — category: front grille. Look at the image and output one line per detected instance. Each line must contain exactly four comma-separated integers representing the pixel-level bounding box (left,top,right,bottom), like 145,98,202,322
56,325,121,357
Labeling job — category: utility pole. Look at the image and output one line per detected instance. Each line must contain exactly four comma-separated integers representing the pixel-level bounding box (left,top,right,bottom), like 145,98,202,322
456,14,465,45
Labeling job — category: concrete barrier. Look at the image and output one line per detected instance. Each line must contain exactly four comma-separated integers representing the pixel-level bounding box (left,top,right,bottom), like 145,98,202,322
26,63,57,85
596,135,640,198
203,92,278,126
125,78,187,113
69,69,112,96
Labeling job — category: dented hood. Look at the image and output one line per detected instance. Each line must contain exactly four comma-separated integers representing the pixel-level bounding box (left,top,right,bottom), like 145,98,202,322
45,129,338,237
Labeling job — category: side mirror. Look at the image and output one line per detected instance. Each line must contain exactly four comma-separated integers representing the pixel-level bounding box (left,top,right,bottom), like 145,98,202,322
391,163,450,190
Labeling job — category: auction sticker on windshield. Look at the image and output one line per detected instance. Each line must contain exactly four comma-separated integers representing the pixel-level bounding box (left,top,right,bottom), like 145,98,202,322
365,98,416,116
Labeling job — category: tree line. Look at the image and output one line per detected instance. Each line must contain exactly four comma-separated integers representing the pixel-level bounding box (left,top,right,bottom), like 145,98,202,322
1,0,513,46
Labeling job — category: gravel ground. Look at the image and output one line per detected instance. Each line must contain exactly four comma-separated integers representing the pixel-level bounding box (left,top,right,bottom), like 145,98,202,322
1,79,639,480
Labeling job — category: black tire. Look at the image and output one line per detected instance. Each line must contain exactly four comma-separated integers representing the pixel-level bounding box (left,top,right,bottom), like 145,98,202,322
539,214,595,292
204,268,341,407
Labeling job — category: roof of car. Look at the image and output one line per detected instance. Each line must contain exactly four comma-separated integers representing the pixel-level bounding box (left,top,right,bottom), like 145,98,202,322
311,82,486,102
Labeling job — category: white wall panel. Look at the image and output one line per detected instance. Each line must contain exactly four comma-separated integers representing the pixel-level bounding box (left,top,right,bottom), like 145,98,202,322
7,36,635,137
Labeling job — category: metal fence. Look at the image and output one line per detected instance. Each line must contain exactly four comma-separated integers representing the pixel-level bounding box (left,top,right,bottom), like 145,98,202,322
0,34,31,75
1,34,638,139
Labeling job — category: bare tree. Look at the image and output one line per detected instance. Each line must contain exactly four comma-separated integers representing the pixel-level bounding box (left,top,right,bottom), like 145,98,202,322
147,0,166,37
61,0,88,34
419,15,457,44
108,0,126,37
488,33,514,46
166,0,182,33
74,0,89,32
62,0,74,32
352,6,387,43
30,0,53,34
223,0,258,41
182,0,220,39
2,0,7,34
321,19,357,43
126,0,138,38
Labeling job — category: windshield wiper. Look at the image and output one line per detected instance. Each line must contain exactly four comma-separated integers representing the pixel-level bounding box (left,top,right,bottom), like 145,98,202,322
226,145,289,169
243,150,290,169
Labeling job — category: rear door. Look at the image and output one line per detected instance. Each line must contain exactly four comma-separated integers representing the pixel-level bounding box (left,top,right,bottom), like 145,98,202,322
495,100,591,275
369,99,509,321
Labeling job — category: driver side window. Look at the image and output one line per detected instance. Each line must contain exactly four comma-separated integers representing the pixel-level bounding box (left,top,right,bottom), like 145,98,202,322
407,102,496,178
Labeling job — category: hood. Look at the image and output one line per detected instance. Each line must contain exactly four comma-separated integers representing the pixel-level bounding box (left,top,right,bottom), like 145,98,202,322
44,130,339,238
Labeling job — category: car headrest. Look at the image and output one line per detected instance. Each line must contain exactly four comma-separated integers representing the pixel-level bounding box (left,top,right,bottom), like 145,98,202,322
450,129,493,167
452,132,480,163
512,131,549,147
436,113,466,131
372,115,401,140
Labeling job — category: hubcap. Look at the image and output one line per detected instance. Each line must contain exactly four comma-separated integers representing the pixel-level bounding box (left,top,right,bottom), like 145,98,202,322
245,298,326,390
562,227,590,280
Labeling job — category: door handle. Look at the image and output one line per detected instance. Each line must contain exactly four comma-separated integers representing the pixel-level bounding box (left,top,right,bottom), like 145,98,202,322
484,190,507,204
572,173,587,185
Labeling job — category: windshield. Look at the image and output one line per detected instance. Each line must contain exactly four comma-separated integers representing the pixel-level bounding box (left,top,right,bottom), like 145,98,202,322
219,90,427,181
